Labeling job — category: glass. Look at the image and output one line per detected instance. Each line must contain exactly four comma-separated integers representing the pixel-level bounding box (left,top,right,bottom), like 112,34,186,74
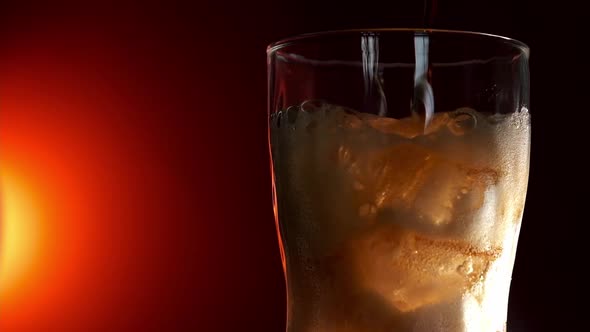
267,29,530,332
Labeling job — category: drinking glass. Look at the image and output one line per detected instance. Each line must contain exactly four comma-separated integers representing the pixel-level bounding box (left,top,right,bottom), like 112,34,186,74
267,29,530,332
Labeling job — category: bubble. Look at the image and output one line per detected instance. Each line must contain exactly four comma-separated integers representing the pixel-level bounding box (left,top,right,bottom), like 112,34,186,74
301,99,327,113
285,105,299,125
510,107,530,129
457,257,474,276
448,108,478,136
275,110,282,128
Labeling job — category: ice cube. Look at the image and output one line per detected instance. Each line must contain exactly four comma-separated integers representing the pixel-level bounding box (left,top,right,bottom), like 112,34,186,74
338,139,498,233
350,224,499,312
337,143,432,211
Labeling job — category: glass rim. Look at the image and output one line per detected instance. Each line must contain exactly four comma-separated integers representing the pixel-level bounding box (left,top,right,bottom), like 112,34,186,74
267,28,530,56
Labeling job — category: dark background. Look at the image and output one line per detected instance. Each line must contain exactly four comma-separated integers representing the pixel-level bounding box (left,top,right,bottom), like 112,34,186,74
0,1,583,331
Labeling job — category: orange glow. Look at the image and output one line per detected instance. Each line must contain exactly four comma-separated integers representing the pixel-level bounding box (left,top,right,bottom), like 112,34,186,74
0,167,44,297
0,7,235,329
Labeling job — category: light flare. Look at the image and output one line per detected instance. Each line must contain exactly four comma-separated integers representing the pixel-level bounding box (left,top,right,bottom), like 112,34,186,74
0,166,44,297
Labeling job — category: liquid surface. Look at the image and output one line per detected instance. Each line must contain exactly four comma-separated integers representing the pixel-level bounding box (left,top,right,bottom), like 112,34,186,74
270,102,530,332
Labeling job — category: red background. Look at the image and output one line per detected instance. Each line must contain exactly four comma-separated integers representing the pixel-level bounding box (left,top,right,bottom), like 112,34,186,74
0,1,583,331
0,3,284,330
